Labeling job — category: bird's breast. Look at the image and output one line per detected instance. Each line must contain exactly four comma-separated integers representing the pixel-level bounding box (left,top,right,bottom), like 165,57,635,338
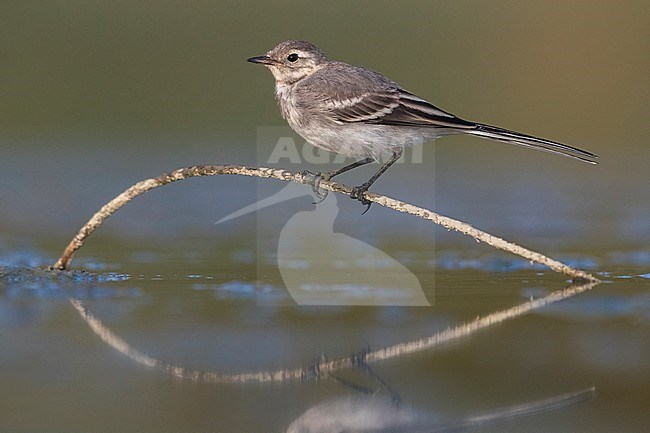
274,83,304,131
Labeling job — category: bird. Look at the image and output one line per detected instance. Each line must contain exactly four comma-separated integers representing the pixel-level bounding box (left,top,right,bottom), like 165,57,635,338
248,40,598,212
285,388,595,432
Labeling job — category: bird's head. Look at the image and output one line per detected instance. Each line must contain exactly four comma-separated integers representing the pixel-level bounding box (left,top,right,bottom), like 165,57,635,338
248,40,328,84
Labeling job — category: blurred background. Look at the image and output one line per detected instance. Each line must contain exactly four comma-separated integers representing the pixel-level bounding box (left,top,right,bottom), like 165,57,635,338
1,2,648,432
1,0,647,248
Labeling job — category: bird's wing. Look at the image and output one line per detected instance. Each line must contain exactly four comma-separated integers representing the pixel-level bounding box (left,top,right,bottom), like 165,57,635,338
322,88,400,122
307,64,597,163
327,87,476,130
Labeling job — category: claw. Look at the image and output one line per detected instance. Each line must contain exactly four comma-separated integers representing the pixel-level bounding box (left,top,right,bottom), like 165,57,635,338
312,188,328,204
302,170,329,203
350,185,372,214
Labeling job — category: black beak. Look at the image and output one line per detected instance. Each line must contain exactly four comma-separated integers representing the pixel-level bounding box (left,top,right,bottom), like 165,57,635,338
247,55,277,65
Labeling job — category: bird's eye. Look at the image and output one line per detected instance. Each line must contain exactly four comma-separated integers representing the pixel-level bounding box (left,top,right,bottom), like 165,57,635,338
287,53,299,62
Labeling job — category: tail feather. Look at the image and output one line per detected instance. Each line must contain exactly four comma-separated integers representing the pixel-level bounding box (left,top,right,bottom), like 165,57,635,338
468,124,598,164
459,387,597,429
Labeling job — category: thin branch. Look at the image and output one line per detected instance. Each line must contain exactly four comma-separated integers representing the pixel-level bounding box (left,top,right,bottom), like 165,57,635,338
52,164,600,283
57,165,600,382
70,279,598,384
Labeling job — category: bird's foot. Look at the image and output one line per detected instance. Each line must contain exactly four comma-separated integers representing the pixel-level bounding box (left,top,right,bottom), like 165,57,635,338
350,184,372,214
306,352,328,381
301,170,330,203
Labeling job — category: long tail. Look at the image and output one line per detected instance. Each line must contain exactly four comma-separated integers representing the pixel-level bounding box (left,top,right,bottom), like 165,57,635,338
462,387,596,427
467,123,598,164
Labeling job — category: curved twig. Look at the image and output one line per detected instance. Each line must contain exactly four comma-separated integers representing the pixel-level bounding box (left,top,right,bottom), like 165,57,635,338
57,164,600,383
70,279,598,384
52,164,599,283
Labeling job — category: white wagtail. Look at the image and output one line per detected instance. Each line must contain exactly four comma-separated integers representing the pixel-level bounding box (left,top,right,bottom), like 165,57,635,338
248,40,597,212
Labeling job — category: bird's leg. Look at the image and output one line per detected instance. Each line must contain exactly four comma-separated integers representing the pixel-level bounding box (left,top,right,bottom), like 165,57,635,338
302,157,374,203
325,157,375,179
330,345,402,404
350,148,403,214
